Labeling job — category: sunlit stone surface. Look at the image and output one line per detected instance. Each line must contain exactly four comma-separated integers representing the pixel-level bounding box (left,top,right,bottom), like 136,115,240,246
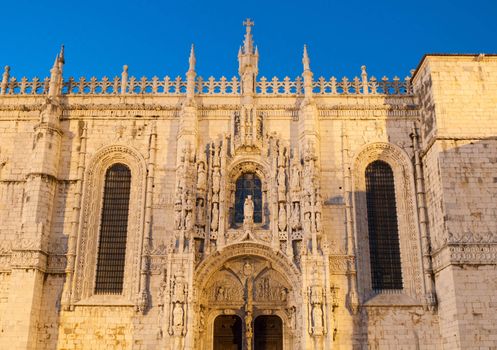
0,20,496,350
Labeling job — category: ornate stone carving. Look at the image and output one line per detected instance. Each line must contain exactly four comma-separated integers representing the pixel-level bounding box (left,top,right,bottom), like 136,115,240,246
309,285,325,336
73,144,146,305
243,195,254,229
353,142,423,300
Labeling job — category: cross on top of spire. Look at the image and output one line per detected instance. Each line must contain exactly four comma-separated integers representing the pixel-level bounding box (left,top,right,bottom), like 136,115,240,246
243,18,254,32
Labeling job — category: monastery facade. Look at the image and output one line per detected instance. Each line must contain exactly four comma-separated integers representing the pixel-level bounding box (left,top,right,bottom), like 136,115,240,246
0,20,497,349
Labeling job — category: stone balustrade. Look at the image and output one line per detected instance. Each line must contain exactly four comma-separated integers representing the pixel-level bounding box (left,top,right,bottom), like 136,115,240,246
0,66,412,96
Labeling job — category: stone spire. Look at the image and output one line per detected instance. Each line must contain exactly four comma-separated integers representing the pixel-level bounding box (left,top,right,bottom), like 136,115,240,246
303,45,310,71
242,18,255,54
238,18,258,96
186,44,196,101
188,44,196,72
48,45,65,98
302,45,313,100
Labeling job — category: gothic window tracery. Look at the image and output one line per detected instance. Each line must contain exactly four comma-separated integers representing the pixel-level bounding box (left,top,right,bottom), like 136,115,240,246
234,173,262,224
365,160,403,290
94,163,131,294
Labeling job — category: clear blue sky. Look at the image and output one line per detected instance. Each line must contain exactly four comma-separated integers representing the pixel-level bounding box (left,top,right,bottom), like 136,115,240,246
1,0,496,81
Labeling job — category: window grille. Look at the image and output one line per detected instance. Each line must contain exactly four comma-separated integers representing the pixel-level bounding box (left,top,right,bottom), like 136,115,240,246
234,173,262,224
95,163,131,294
365,160,403,290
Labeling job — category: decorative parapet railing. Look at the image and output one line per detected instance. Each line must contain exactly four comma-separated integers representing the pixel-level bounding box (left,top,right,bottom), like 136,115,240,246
0,68,412,96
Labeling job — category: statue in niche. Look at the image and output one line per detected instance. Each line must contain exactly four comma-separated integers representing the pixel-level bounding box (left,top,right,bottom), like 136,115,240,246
310,285,324,335
183,192,194,230
303,212,311,235
303,163,313,196
174,203,182,230
277,167,286,200
196,198,205,226
216,285,226,301
278,203,287,231
184,211,193,231
242,71,254,95
211,203,219,231
286,306,297,330
172,302,184,334
212,168,221,195
315,211,322,233
244,195,254,226
173,277,186,303
212,144,221,168
197,162,207,192
311,304,324,335
291,203,301,230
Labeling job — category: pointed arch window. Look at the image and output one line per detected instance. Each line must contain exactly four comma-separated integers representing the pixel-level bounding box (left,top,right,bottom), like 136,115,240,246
365,160,403,290
234,172,262,224
95,163,131,294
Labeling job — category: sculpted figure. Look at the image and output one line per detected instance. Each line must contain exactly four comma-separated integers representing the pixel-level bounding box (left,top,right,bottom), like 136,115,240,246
212,168,221,194
244,195,254,224
184,211,193,231
291,203,300,230
197,162,207,192
278,203,287,231
303,212,311,234
196,198,205,226
216,285,225,301
303,163,313,195
312,304,324,335
211,204,219,231
242,70,254,95
174,205,182,230
315,211,322,233
173,303,184,332
277,167,286,200
290,161,300,194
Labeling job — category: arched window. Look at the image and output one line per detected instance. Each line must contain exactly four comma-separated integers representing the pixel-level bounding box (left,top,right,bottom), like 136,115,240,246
234,173,262,224
365,160,403,290
95,163,131,294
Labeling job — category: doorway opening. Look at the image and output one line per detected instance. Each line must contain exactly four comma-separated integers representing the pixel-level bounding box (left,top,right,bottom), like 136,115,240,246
254,315,283,350
213,315,243,350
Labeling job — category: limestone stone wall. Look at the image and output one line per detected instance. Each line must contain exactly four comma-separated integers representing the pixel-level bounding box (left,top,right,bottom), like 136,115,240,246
0,54,496,349
414,55,497,349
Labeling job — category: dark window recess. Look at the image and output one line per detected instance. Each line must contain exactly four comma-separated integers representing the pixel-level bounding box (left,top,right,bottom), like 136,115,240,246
234,173,262,224
365,160,403,290
95,163,131,294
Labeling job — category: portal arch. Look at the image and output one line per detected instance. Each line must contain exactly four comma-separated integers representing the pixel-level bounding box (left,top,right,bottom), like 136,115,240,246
194,242,301,350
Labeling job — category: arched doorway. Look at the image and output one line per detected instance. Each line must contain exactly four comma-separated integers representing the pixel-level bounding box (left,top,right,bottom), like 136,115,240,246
195,243,303,350
213,315,242,350
254,315,283,350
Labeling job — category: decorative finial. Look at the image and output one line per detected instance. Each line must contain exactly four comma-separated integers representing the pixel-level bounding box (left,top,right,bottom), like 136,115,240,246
361,65,367,76
242,18,255,54
243,18,255,33
1,66,10,95
123,65,128,73
188,44,196,72
303,45,311,71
